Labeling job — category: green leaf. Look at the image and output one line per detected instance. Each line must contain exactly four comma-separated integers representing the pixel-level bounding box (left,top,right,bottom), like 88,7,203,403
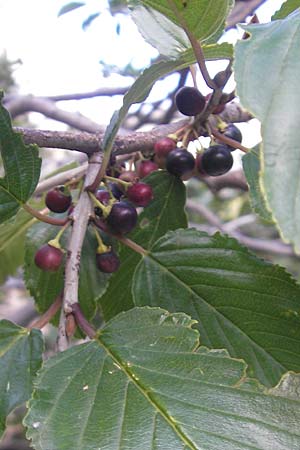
131,0,234,57
25,308,300,450
0,92,41,223
99,171,187,320
0,320,43,438
58,2,85,17
272,0,300,20
242,146,273,223
24,222,110,323
234,10,300,251
0,209,36,284
133,228,300,386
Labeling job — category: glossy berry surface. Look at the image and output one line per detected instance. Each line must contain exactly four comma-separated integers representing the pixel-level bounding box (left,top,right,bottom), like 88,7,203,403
138,160,158,179
154,137,176,158
34,244,63,272
165,149,195,177
109,182,123,200
45,186,72,213
96,250,120,273
201,144,233,176
107,201,138,235
95,189,110,205
127,182,153,207
223,124,242,148
175,86,205,116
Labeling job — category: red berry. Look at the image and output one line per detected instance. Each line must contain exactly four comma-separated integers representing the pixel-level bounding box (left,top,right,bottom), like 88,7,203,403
137,160,159,178
154,137,176,159
45,186,72,213
127,182,153,207
175,86,205,116
34,244,63,272
107,201,138,235
119,170,138,183
96,250,120,273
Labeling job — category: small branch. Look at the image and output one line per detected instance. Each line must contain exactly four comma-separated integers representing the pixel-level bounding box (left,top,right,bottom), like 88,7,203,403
72,303,96,339
57,152,102,351
23,203,68,226
166,0,217,90
35,163,88,195
201,169,248,192
28,294,62,330
211,127,249,153
6,96,103,132
15,120,188,156
93,217,148,256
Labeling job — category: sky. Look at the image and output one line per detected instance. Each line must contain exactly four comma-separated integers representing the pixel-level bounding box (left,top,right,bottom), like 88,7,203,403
0,0,286,137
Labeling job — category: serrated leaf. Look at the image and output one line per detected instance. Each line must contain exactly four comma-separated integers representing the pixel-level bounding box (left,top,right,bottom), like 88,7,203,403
0,209,36,284
133,228,300,386
24,222,110,323
0,320,43,438
131,0,234,58
234,10,300,251
99,171,187,320
0,92,41,223
58,2,85,17
272,0,300,20
25,308,300,450
242,145,273,223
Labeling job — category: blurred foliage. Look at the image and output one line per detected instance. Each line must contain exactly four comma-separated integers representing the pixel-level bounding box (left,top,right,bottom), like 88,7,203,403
0,52,20,93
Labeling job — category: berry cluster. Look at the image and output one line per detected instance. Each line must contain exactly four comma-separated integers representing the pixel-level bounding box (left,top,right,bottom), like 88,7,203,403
34,155,155,275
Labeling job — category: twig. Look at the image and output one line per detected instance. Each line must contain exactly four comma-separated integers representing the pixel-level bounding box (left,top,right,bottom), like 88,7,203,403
211,127,249,153
6,96,103,132
15,120,188,156
35,163,88,195
57,152,102,351
23,203,68,226
72,303,96,339
166,0,217,90
28,294,63,330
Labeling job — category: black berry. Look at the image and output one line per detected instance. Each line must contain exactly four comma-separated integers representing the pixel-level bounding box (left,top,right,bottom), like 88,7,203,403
107,201,138,234
109,182,123,200
96,250,120,273
138,160,158,179
201,144,233,176
175,86,205,116
223,124,242,149
45,186,72,213
127,182,153,207
166,149,195,177
34,244,63,272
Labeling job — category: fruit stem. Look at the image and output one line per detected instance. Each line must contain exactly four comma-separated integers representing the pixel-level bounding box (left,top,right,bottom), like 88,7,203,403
48,221,71,250
89,192,112,218
94,227,110,254
166,0,217,90
23,203,69,226
28,293,63,330
211,127,249,153
93,217,148,256
72,303,96,339
104,175,131,189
